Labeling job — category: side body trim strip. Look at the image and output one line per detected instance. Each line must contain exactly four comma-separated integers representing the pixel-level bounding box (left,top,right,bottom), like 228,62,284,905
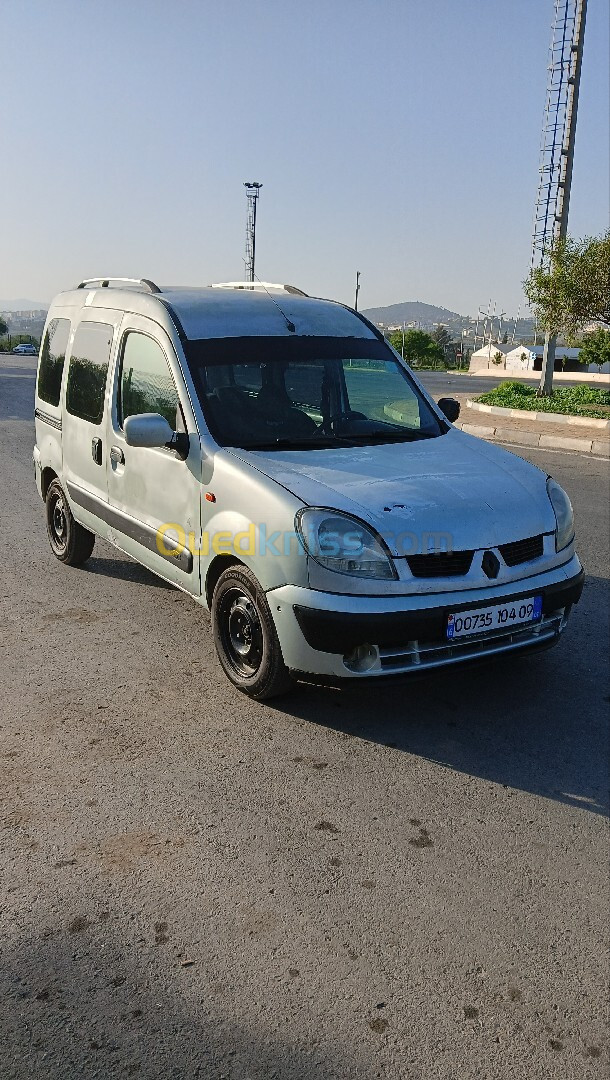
35,408,62,431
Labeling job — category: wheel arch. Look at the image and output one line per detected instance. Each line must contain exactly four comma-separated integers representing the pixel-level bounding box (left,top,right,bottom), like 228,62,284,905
41,467,59,500
205,554,244,608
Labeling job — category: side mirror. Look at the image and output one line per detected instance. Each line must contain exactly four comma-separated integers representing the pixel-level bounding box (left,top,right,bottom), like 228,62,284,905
124,412,189,458
437,397,460,423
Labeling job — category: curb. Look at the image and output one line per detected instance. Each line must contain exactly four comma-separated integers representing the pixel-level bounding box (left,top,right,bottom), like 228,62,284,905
457,422,610,457
466,398,610,431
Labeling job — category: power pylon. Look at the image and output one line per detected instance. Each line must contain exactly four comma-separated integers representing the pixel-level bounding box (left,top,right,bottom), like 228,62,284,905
531,0,587,394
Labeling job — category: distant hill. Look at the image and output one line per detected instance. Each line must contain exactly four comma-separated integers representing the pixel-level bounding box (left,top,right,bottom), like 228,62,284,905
0,299,48,312
361,301,466,326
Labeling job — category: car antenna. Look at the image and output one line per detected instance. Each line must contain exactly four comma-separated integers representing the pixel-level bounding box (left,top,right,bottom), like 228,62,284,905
243,263,296,332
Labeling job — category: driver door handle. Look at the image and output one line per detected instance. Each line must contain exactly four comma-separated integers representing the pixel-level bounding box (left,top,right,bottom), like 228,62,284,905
110,445,125,465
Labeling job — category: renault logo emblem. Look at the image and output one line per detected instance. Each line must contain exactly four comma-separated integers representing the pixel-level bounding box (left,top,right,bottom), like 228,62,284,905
482,550,500,579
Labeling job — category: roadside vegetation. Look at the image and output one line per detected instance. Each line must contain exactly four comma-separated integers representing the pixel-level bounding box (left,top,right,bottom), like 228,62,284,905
576,328,610,369
477,380,610,419
0,313,41,351
524,229,610,340
0,333,40,351
388,325,469,369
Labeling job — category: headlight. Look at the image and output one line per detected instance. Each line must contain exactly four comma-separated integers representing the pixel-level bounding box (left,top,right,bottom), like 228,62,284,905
296,508,397,580
547,477,574,552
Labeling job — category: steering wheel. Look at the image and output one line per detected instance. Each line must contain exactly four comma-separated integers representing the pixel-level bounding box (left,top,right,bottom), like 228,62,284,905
326,410,367,435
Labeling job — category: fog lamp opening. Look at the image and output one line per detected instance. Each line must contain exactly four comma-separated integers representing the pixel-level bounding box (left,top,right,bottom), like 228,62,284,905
343,643,381,673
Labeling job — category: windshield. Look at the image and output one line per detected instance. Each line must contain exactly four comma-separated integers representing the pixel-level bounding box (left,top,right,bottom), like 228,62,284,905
184,336,445,449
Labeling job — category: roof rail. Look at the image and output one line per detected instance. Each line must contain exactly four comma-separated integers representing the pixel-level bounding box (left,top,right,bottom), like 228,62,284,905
76,277,162,294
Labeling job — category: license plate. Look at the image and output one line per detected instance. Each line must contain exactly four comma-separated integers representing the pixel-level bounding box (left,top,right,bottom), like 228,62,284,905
447,595,543,639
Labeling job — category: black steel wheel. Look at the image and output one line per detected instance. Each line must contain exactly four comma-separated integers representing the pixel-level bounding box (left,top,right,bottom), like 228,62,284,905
212,565,293,699
46,479,95,566
219,588,264,678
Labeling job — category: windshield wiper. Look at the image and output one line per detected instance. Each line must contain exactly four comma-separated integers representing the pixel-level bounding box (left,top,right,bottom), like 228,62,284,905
235,431,438,451
338,430,437,444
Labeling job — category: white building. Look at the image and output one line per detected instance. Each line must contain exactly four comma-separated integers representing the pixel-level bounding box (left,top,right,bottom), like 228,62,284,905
507,345,610,374
468,343,513,371
504,345,582,372
468,342,599,373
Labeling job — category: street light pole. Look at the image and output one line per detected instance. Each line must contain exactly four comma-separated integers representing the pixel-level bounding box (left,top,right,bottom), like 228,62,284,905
354,271,361,311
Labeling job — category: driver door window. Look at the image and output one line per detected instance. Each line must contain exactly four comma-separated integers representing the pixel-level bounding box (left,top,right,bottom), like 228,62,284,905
119,332,181,429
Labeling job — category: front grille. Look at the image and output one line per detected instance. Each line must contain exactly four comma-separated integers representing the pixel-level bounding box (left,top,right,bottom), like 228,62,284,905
374,611,566,673
341,610,568,674
407,550,474,577
499,534,544,566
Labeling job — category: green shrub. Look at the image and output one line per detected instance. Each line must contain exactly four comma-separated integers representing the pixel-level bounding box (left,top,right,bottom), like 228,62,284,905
477,381,610,418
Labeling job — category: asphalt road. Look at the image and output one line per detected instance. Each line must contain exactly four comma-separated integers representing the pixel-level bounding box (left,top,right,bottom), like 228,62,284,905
417,371,589,396
1,364,608,1079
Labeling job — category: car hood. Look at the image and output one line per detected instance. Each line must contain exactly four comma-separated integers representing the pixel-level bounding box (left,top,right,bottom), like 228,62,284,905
234,429,556,555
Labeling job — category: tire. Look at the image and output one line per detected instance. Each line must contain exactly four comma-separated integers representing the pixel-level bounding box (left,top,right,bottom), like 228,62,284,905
46,479,95,566
211,565,294,700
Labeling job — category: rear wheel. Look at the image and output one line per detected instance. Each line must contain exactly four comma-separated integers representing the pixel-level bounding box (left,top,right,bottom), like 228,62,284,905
212,565,293,699
46,479,95,565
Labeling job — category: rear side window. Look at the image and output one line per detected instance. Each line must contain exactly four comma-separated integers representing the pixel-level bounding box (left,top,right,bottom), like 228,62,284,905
119,332,180,428
37,318,71,406
66,322,113,424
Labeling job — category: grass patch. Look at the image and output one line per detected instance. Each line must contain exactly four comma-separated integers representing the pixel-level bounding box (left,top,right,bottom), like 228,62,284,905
477,381,610,419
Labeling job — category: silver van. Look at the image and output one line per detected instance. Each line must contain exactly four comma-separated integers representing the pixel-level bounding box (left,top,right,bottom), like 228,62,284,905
34,278,583,698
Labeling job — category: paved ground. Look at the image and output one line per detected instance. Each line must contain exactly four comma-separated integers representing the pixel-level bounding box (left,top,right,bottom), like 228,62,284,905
417,371,593,397
1,363,608,1079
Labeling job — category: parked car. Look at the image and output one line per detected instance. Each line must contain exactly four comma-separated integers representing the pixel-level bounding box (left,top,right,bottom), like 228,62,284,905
12,342,38,355
33,277,583,698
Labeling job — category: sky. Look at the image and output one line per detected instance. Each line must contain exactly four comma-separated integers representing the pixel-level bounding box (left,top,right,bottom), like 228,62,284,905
2,0,609,316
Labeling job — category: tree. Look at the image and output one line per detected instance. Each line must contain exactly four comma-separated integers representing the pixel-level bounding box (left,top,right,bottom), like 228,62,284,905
0,316,8,338
578,328,610,370
431,324,457,365
523,229,610,340
389,328,444,368
431,324,453,348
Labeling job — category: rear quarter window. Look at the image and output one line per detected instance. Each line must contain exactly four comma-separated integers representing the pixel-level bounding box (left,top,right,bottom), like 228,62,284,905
37,318,71,406
66,322,114,424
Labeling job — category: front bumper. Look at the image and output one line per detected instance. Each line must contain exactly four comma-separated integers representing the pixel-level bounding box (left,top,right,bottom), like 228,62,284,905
268,556,584,680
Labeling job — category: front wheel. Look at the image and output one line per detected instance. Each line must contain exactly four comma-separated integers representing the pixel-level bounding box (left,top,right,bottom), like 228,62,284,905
211,565,294,700
46,479,95,565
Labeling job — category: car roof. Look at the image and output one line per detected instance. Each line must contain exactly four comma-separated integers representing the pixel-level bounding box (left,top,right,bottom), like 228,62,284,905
48,281,379,343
